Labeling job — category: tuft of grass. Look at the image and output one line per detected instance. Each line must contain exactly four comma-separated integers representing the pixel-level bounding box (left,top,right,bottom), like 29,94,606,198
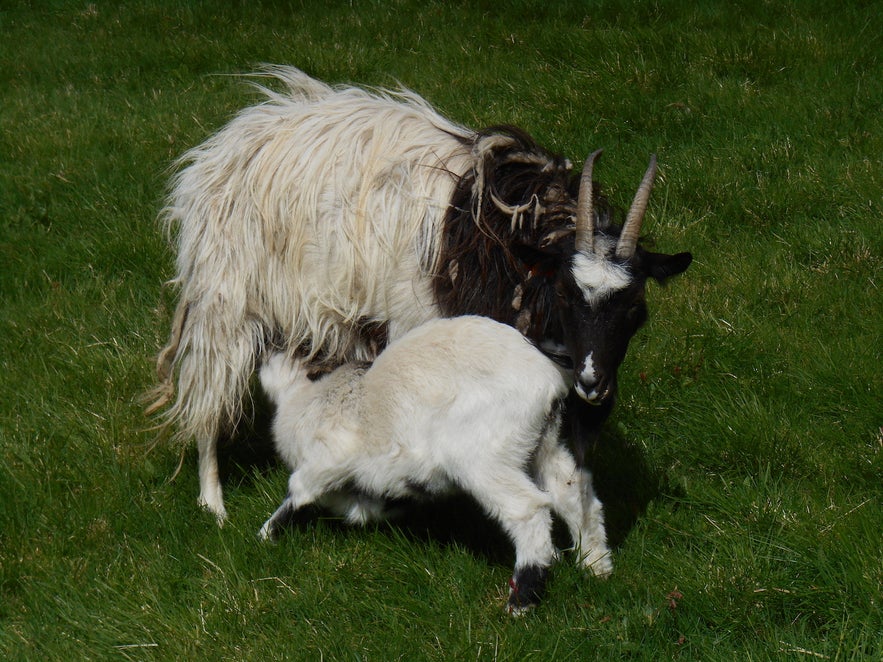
2,1,881,659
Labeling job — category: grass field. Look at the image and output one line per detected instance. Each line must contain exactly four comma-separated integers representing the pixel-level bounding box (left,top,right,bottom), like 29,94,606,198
1,1,881,659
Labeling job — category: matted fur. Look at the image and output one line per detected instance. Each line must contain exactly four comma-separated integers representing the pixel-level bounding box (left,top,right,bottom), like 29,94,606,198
433,126,618,341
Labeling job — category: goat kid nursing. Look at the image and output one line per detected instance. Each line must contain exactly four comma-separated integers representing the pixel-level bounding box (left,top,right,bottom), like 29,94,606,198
258,315,612,614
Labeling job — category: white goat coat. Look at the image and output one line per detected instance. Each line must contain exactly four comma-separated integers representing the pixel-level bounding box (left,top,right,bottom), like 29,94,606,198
263,316,565,502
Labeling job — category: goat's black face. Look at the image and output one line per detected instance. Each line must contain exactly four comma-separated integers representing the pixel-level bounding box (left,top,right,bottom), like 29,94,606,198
556,246,692,405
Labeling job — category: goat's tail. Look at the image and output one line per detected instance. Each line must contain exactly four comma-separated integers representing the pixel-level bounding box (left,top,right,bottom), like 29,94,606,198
143,300,189,419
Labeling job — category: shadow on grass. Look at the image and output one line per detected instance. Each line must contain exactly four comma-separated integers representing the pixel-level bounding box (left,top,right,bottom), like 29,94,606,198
216,384,280,484
585,424,682,549
217,390,676,564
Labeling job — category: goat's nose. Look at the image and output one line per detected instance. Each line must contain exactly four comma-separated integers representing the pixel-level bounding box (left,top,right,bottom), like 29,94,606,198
573,353,607,405
575,357,611,405
574,374,611,405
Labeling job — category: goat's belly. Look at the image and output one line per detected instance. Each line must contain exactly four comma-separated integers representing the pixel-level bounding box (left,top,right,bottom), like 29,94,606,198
269,247,441,364
352,457,455,501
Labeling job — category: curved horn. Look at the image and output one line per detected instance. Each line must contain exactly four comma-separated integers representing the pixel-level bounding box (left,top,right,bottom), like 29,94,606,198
575,149,603,254
616,154,657,259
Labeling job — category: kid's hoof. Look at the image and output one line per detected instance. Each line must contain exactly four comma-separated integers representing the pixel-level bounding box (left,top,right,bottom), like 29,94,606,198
505,566,548,615
197,496,228,525
582,549,613,578
257,520,275,541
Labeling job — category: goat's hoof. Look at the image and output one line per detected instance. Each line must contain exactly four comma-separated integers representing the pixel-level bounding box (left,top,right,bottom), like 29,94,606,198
583,552,613,578
505,567,546,616
258,519,279,542
197,495,228,525
506,600,538,617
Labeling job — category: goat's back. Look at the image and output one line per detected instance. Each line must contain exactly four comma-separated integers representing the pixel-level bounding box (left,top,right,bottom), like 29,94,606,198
164,67,476,366
359,316,568,461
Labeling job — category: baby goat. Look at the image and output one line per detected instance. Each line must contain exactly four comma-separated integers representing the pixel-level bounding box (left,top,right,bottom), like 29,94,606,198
258,315,612,613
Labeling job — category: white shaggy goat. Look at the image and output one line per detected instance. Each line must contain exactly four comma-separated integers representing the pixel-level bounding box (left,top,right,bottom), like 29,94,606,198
258,315,612,614
152,68,473,519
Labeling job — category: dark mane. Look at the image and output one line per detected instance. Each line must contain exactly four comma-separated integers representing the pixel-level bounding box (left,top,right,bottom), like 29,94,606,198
433,126,618,345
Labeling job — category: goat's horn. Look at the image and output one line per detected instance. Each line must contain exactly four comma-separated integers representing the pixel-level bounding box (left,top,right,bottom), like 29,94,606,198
616,154,657,259
575,149,603,254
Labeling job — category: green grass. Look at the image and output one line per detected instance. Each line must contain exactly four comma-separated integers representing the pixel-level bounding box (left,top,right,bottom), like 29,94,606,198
1,0,880,659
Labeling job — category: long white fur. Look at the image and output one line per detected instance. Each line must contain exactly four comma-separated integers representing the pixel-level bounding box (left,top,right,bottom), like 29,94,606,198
258,316,612,597
158,68,482,517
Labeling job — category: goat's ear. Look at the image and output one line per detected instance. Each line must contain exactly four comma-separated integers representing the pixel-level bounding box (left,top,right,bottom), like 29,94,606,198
644,251,693,284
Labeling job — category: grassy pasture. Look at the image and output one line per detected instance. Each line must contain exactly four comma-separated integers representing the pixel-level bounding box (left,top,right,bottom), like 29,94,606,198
1,1,880,659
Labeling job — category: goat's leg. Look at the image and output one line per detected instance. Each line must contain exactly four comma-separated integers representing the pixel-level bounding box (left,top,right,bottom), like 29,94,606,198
534,434,612,577
259,470,323,540
463,472,556,614
197,431,226,522
258,494,300,541
180,311,258,523
572,469,612,577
